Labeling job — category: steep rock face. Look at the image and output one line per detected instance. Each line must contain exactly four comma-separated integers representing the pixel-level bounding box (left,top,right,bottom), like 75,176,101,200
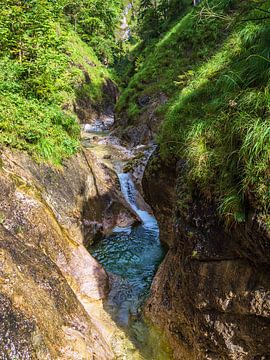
0,147,141,359
2,148,138,246
0,225,110,360
143,155,270,360
75,79,119,124
142,154,176,247
115,93,168,146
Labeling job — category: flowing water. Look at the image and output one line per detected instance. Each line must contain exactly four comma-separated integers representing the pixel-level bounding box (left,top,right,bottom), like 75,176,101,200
90,172,172,359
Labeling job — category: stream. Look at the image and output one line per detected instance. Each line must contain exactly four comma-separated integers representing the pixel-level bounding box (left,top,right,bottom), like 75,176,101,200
84,120,172,359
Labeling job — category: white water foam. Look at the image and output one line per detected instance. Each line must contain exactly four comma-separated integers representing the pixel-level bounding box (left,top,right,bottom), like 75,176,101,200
117,173,159,232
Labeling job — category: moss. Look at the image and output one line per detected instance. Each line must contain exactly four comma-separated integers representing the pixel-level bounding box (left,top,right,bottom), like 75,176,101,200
123,152,145,173
145,155,162,176
0,212,5,225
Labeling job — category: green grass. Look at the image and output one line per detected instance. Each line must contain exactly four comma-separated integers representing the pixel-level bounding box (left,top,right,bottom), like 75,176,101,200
159,15,270,223
0,92,80,164
116,1,231,117
117,0,270,224
0,27,112,165
66,32,110,104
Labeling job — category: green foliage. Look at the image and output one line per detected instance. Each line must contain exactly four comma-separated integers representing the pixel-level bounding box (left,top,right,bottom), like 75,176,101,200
138,0,190,42
64,0,123,64
117,2,227,115
158,1,270,221
118,0,270,222
0,0,113,164
0,90,80,164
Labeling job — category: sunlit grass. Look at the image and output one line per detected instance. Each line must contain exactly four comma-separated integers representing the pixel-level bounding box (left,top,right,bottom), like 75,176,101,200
117,0,270,223
0,27,110,164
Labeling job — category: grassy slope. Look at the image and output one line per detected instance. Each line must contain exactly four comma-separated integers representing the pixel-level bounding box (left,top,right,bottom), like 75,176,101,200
117,0,270,224
0,28,110,165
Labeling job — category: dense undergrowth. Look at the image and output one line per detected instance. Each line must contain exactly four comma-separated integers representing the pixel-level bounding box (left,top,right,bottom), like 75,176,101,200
117,0,270,224
0,0,121,164
0,35,110,164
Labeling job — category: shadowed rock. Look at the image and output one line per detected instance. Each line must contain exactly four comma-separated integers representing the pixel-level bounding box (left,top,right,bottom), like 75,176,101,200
0,147,142,359
143,151,270,360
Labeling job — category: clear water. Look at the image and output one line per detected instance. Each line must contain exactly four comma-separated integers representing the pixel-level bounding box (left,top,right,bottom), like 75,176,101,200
89,173,172,359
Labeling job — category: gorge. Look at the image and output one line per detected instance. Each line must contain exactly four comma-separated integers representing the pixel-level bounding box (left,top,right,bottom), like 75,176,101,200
1,0,270,359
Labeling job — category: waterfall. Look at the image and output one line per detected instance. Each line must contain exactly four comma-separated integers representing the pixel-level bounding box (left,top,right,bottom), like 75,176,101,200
117,173,159,231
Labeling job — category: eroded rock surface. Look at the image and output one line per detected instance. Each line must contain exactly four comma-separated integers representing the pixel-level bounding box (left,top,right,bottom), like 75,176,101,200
2,148,138,246
115,93,168,146
0,147,141,359
75,79,119,125
143,153,270,360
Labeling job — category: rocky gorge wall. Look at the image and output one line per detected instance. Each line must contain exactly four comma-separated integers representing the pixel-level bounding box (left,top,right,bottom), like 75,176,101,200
142,154,270,360
0,146,141,359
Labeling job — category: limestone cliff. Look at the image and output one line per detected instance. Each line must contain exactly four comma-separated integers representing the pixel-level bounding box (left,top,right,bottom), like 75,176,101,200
143,153,270,360
0,147,141,359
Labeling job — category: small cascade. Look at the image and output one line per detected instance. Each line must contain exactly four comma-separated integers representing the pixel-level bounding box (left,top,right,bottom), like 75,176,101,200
86,121,172,358
118,172,159,231
89,170,171,358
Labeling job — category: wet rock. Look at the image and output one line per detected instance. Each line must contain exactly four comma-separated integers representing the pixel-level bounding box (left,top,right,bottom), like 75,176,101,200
0,220,110,359
74,96,99,124
0,148,142,359
115,92,168,145
138,95,150,108
103,154,112,160
84,123,102,133
75,78,118,125
80,150,140,244
121,124,153,147
142,152,177,247
102,79,119,115
83,117,114,133
1,148,138,247
100,115,115,130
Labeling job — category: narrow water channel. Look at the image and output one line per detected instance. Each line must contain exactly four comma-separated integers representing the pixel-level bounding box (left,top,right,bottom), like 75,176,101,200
89,171,172,359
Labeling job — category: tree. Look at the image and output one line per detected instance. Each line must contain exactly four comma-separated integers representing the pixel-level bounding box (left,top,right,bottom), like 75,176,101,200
0,0,65,62
66,0,123,64
137,0,189,42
